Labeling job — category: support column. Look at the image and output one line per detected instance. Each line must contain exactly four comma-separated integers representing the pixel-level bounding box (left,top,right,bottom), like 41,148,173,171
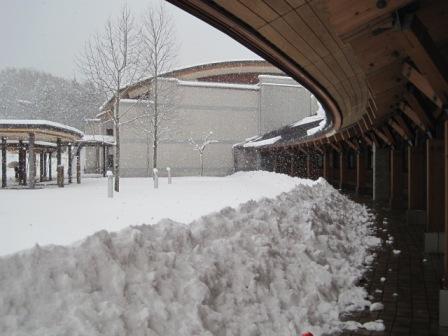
306,153,311,179
39,152,44,182
57,138,62,185
76,147,81,184
323,150,330,180
339,151,345,189
68,144,72,184
57,138,62,166
356,149,366,195
43,152,47,179
102,144,106,177
28,133,36,189
407,144,427,225
445,120,448,276
373,144,390,201
1,137,6,188
18,140,26,185
48,152,52,181
426,138,445,253
390,148,405,208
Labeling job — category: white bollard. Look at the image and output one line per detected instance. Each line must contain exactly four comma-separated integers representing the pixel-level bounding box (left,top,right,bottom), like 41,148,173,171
167,167,172,184
106,170,113,198
153,168,158,189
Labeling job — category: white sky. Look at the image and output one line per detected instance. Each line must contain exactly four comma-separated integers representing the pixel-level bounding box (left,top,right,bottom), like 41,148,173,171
0,0,261,79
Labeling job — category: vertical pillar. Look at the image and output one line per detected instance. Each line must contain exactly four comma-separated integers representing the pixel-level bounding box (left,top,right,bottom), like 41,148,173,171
68,144,72,184
39,152,44,182
48,152,52,181
102,144,106,177
76,147,81,184
57,138,62,185
445,120,448,275
306,153,311,179
356,149,366,195
43,152,47,179
373,144,390,201
426,138,445,253
390,148,404,208
323,150,330,180
18,140,26,185
95,144,100,173
1,137,6,188
28,133,36,189
339,151,345,189
408,144,426,210
57,138,62,166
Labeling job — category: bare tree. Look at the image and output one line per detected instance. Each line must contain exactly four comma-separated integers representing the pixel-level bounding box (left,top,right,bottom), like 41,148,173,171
190,131,218,176
139,3,177,171
78,5,141,191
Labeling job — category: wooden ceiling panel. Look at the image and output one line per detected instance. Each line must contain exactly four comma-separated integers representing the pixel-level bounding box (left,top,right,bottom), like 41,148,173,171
214,1,266,29
238,0,279,23
327,0,413,38
263,0,293,16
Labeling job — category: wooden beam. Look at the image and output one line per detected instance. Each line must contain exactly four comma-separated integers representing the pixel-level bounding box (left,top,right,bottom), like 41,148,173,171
402,62,444,109
382,125,396,146
374,128,392,146
362,133,373,147
403,16,448,112
388,118,410,142
394,114,414,140
329,141,342,153
344,138,359,151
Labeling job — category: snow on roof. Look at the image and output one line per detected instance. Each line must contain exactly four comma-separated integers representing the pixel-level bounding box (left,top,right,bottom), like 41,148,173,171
243,135,281,148
177,80,259,91
79,135,115,145
0,119,84,137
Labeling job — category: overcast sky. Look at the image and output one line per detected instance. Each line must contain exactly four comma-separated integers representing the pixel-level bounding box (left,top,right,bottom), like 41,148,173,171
0,0,261,79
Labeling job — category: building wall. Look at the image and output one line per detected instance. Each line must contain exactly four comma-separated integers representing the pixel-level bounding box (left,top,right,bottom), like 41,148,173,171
88,75,316,177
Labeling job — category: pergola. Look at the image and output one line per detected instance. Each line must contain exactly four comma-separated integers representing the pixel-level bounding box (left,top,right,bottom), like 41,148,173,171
0,120,84,189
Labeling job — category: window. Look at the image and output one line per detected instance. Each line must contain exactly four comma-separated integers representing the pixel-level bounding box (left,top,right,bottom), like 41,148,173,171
106,128,113,136
107,154,114,169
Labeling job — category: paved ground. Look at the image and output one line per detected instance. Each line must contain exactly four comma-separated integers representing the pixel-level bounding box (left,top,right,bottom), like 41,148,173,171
340,196,448,336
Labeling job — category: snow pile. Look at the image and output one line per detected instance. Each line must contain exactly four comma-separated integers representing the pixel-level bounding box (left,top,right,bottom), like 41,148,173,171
0,178,380,335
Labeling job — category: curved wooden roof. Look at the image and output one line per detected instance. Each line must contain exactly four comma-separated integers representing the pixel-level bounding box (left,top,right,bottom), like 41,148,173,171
166,0,448,147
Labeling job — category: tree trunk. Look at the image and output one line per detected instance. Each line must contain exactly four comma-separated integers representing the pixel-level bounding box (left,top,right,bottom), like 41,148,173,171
200,154,204,176
114,96,120,192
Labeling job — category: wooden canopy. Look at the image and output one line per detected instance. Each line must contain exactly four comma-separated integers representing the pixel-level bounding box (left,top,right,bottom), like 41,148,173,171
166,0,448,148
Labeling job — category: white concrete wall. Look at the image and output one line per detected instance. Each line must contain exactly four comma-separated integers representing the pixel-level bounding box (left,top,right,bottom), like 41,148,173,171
91,75,317,177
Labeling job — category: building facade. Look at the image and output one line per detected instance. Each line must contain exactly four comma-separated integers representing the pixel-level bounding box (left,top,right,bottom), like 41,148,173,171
86,61,317,177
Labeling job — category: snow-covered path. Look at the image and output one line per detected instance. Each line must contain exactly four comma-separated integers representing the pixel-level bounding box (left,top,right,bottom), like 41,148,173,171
0,175,381,336
0,172,310,256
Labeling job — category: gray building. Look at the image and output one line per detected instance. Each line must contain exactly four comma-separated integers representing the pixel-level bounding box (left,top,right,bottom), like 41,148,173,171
86,61,317,177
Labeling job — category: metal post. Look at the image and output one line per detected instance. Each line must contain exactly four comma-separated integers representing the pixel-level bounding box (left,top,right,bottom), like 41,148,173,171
153,168,158,189
28,133,36,189
167,167,172,184
68,144,72,184
107,170,113,198
1,137,6,188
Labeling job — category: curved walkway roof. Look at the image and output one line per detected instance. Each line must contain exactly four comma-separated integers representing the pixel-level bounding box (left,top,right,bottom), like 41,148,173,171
166,0,448,147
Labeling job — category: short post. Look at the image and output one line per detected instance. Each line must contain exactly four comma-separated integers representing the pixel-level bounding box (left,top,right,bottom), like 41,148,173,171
57,165,64,187
106,170,113,198
153,168,158,189
167,167,172,184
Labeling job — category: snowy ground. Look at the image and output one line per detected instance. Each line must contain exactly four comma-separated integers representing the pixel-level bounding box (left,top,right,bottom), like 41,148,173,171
0,172,382,335
0,171,309,256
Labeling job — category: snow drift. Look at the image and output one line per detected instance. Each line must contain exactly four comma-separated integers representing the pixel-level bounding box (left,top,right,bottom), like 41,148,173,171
0,177,380,336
